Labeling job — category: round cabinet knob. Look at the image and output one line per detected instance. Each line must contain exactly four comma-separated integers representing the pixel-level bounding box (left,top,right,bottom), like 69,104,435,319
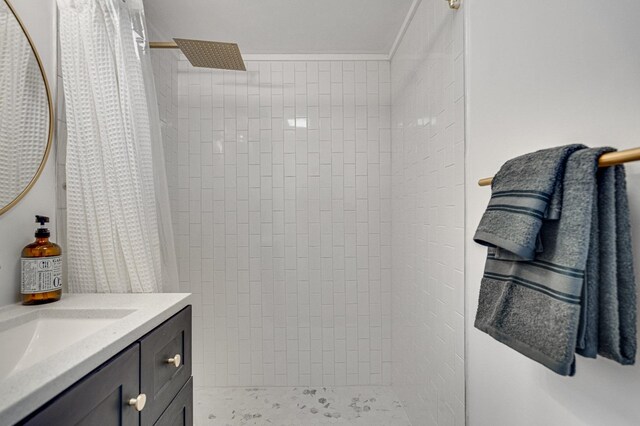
128,393,147,412
166,354,181,367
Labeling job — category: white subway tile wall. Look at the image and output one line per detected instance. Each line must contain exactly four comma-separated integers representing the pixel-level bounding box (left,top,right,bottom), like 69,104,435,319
390,1,465,425
153,55,393,387
152,49,180,224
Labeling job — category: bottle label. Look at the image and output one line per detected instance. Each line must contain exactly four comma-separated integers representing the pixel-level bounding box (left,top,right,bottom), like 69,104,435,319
21,256,63,294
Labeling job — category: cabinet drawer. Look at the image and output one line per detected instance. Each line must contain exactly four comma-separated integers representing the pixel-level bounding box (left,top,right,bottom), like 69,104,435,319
153,377,193,426
21,344,140,426
140,306,192,425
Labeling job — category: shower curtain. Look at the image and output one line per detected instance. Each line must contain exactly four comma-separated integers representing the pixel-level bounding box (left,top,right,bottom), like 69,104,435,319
57,0,178,293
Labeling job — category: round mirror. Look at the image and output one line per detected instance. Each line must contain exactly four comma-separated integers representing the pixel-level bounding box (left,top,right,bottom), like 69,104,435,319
0,0,53,215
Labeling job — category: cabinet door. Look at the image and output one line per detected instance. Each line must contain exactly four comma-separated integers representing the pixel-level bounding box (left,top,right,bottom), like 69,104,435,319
140,306,192,425
21,344,141,426
153,377,193,426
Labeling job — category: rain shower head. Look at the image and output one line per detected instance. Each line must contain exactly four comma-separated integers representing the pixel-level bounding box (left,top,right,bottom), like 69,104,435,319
149,38,246,71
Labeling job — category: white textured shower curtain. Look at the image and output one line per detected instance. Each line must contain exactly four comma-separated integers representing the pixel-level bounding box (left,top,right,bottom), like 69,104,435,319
58,0,178,293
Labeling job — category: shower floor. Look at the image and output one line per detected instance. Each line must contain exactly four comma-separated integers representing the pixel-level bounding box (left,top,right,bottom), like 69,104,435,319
194,386,412,425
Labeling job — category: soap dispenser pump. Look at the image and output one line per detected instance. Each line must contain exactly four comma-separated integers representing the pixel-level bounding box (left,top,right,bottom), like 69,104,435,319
21,215,62,305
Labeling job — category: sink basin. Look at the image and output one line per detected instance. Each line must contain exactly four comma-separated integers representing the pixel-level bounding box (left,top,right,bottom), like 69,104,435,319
0,308,134,380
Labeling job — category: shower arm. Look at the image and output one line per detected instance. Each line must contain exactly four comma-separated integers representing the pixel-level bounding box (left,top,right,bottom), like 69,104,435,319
149,41,179,49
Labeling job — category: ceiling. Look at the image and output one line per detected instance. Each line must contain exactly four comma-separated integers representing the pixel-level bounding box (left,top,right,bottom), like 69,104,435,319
143,0,414,56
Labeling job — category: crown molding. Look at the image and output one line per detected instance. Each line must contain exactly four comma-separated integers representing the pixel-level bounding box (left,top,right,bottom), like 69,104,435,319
242,53,389,62
389,0,422,60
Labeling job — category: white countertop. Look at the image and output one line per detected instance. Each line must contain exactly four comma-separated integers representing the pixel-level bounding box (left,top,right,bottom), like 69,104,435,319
0,293,191,425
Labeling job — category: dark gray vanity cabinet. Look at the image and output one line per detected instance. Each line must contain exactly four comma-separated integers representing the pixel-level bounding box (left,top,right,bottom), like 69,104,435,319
21,344,140,425
153,378,193,426
19,306,192,426
140,305,192,425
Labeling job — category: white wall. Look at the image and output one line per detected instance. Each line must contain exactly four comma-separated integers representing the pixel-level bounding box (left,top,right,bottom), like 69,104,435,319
153,56,393,387
466,1,640,425
391,0,465,425
0,0,57,307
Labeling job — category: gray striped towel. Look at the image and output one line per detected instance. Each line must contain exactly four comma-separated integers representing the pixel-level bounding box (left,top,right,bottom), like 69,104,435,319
474,146,636,376
474,145,584,259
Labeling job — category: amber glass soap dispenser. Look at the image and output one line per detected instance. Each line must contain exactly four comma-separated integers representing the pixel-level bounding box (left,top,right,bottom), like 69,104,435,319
21,215,62,305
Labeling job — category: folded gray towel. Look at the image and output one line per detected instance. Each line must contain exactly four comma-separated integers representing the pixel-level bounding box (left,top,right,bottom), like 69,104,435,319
475,146,637,375
588,165,636,364
474,145,585,260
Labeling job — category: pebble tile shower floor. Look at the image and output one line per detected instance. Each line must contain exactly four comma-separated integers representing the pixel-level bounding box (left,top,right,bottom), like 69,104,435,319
194,386,412,425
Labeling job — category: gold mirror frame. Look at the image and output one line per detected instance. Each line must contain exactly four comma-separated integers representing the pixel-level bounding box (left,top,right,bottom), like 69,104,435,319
0,0,54,216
